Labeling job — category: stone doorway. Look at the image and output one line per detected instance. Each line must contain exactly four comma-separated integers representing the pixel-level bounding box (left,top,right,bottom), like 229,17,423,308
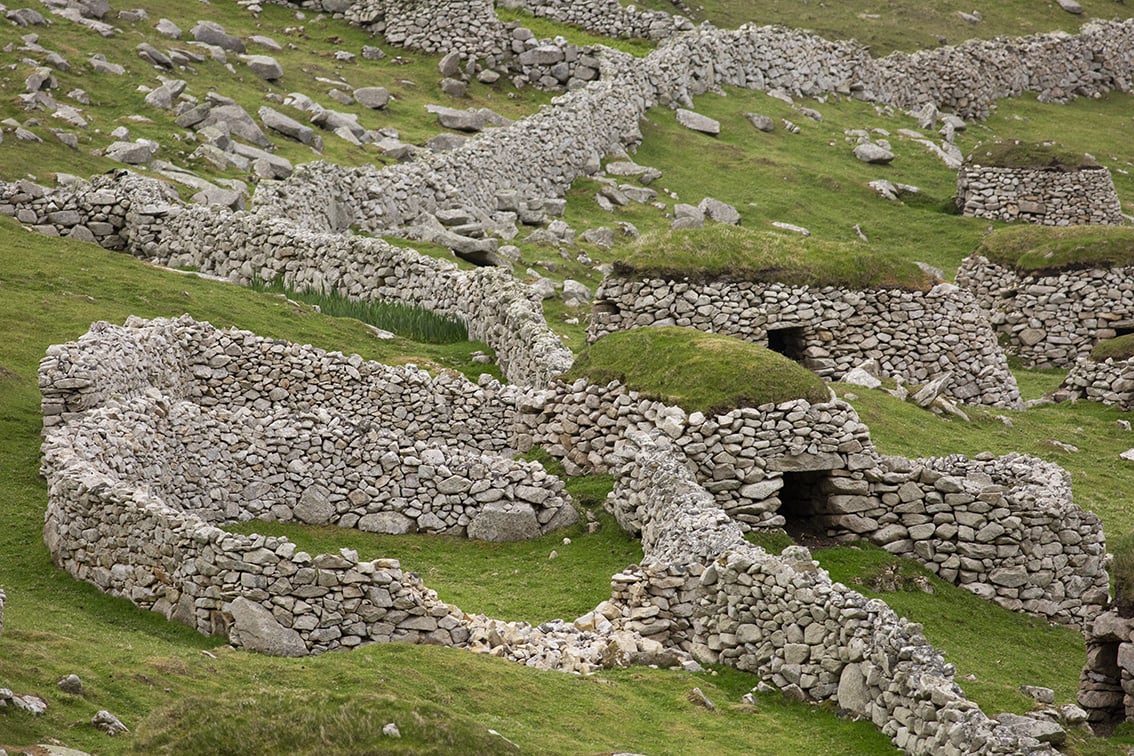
766,326,807,364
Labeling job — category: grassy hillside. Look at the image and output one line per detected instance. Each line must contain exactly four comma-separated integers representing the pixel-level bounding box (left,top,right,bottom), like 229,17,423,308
4,0,1134,753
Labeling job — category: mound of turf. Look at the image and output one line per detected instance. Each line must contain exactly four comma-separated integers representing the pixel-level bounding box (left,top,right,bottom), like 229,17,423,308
613,225,931,290
560,326,830,414
1091,333,1134,362
975,224,1134,274
965,140,1101,170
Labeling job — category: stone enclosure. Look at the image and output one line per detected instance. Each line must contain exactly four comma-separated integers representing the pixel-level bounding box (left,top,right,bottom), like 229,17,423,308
42,315,1102,753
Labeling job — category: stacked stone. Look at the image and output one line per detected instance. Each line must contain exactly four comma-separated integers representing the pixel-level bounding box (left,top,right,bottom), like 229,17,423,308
606,430,1058,755
520,377,1105,627
1062,356,1134,409
511,0,690,41
956,164,1123,225
1079,609,1134,725
957,255,1134,368
46,393,576,541
0,172,179,248
589,276,1021,408
42,461,472,655
806,454,1107,626
0,170,573,389
516,377,873,529
40,316,522,451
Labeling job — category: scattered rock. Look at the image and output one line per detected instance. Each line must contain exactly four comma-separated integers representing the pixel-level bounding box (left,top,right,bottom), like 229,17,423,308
675,108,720,136
698,197,740,225
383,722,401,738
854,143,895,164
242,55,283,81
744,112,775,132
57,674,84,695
227,597,307,657
771,221,810,236
91,709,129,736
191,21,246,54
354,86,390,110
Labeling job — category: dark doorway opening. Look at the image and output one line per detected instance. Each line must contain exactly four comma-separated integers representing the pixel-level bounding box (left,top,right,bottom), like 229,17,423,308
778,470,833,546
766,326,807,363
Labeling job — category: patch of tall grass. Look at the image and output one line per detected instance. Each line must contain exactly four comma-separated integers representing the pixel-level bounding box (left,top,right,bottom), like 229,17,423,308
250,278,468,344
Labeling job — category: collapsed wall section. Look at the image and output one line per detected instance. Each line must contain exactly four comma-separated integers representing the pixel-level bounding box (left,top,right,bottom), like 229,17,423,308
588,277,1021,408
1062,355,1134,409
957,255,1134,368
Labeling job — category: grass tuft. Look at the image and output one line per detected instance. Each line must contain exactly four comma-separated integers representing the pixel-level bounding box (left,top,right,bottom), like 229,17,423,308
562,326,831,414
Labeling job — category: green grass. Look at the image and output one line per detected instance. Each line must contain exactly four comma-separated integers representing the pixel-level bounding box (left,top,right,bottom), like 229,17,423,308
563,327,831,413
966,139,1101,169
816,543,1087,716
1092,333,1134,362
615,225,932,289
976,225,1134,275
249,277,470,344
633,0,1134,55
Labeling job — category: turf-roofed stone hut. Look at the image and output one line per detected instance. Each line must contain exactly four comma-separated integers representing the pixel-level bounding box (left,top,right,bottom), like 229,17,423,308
956,140,1123,226
957,225,1134,368
519,327,1106,628
589,227,1021,408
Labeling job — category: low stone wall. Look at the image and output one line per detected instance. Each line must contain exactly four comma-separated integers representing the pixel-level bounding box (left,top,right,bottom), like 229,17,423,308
509,0,689,40
1061,355,1134,409
519,377,1105,627
588,277,1021,408
1,172,573,389
251,18,1134,242
39,316,522,452
605,430,1058,755
957,164,1123,225
957,255,1134,368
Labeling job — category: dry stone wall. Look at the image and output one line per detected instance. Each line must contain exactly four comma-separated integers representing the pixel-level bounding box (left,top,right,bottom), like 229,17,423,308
1079,608,1134,725
957,255,1134,368
588,276,1021,408
518,377,1106,627
0,172,573,389
506,0,690,40
1061,355,1134,409
957,164,1123,225
605,430,1060,755
251,18,1134,242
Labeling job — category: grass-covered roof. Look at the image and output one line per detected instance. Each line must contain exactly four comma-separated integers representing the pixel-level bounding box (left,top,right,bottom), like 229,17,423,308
612,225,932,290
965,140,1101,170
560,326,831,414
975,224,1134,274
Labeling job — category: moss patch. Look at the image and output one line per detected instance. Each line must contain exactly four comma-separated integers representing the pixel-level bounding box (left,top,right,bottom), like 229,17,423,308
966,140,1101,170
976,224,1134,274
613,225,931,290
561,326,830,414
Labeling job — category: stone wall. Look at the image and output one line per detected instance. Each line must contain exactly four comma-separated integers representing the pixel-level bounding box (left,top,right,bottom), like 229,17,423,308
588,276,1021,408
957,164,1123,225
605,430,1059,755
507,0,690,40
519,377,1106,627
0,172,574,389
1061,354,1134,409
250,18,1134,241
1079,608,1134,725
957,255,1134,368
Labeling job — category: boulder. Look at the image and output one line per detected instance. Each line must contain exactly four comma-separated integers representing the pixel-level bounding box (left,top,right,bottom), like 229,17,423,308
426,104,486,132
675,108,720,135
259,106,314,145
699,197,740,225
191,21,246,53
354,86,391,110
227,597,307,657
854,143,895,164
243,55,283,81
104,140,157,165
744,112,776,132
201,104,273,148
154,18,182,38
468,501,540,542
